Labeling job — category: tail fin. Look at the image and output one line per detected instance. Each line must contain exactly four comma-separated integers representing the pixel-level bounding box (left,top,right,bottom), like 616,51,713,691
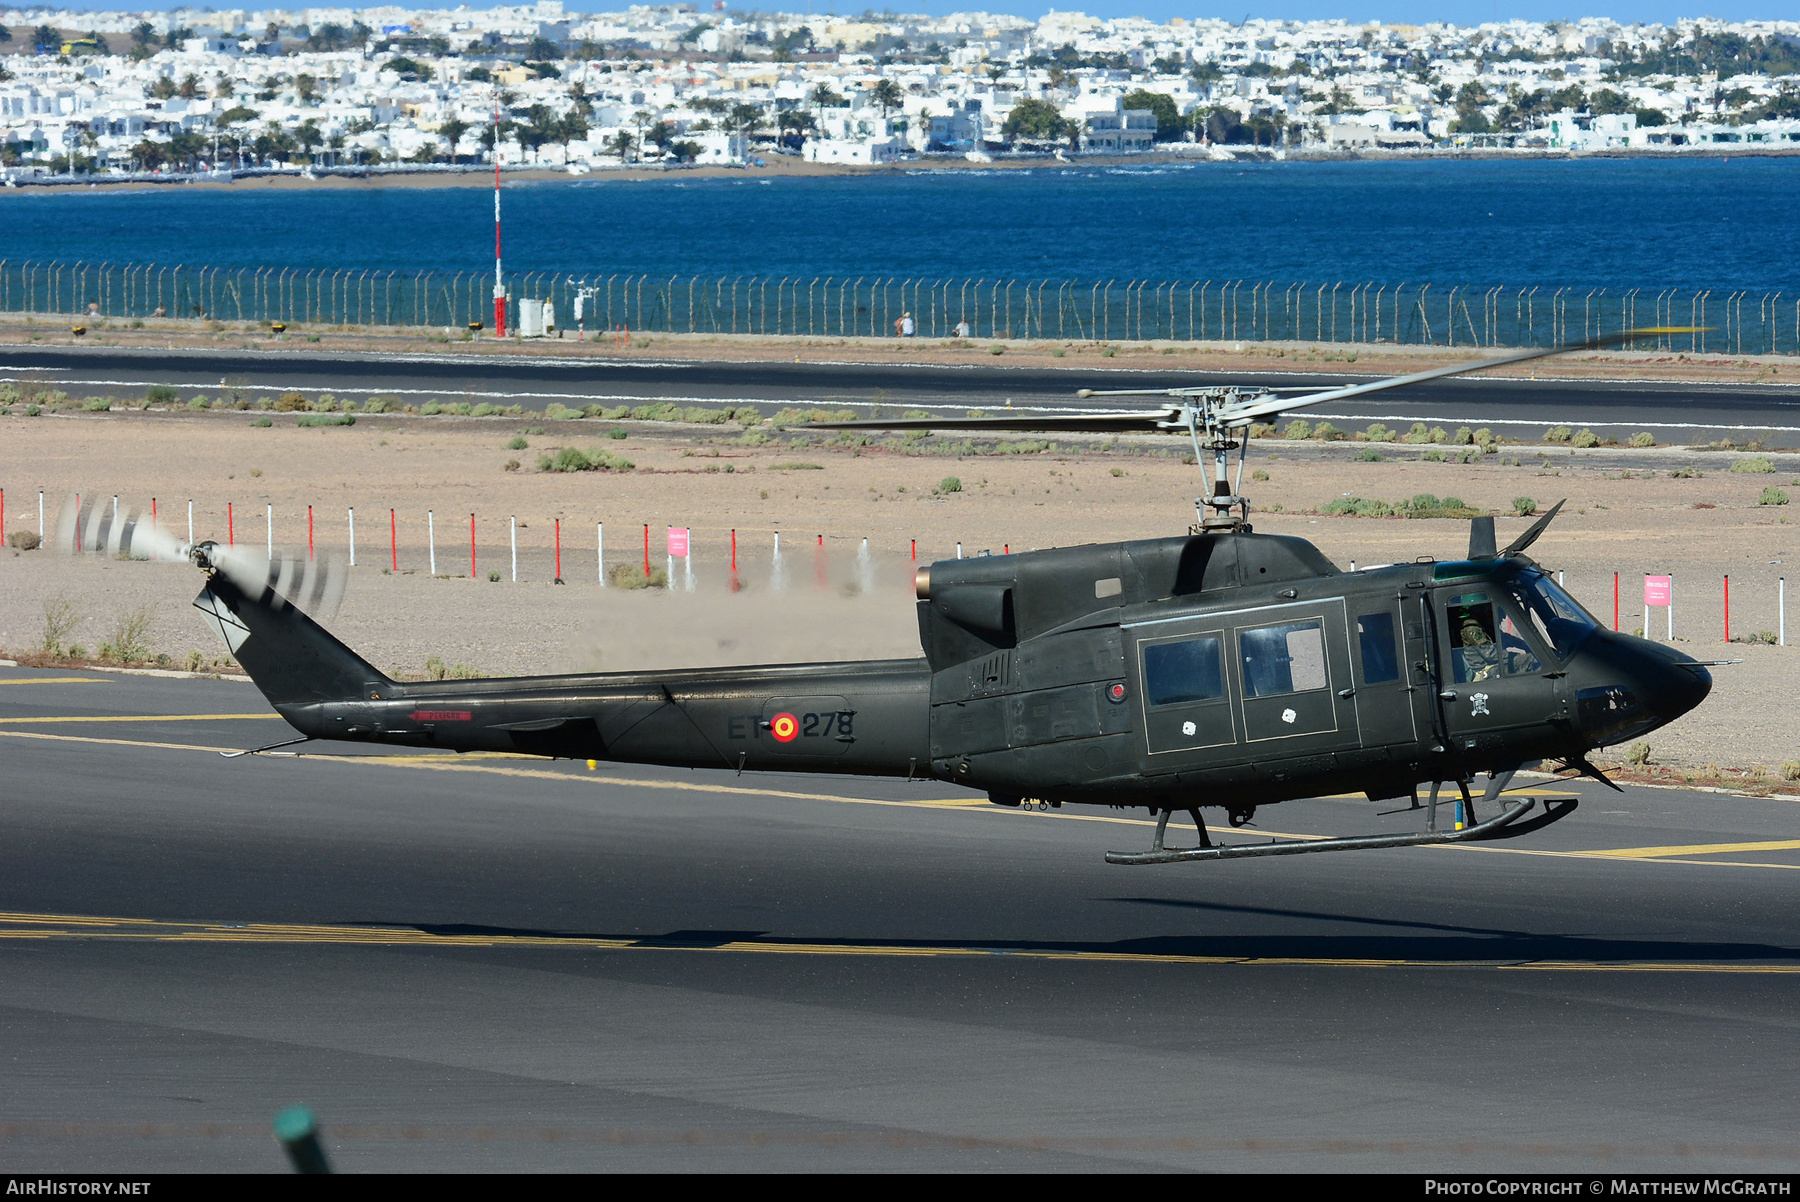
193,557,388,708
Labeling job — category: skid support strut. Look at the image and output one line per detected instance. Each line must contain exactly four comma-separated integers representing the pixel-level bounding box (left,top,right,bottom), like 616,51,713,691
1106,797,1576,865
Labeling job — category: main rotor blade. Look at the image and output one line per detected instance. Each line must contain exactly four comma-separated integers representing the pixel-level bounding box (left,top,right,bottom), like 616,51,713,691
1501,498,1565,558
810,410,1179,433
811,328,1702,438
1220,328,1702,426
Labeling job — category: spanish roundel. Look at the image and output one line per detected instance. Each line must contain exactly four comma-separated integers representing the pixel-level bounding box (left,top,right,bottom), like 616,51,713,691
770,712,800,743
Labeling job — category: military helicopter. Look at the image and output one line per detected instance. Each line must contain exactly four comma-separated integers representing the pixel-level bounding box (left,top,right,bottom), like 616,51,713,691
75,329,1714,864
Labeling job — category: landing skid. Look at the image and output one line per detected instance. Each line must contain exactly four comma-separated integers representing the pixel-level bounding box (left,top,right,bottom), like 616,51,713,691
1105,796,1578,865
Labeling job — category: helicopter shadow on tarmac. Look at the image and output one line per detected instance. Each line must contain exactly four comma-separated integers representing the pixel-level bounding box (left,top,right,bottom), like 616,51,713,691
1102,897,1800,964
361,916,1800,966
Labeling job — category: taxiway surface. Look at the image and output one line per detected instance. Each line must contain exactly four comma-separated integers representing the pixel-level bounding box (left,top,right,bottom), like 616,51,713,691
4,664,1800,1172
7,344,1800,444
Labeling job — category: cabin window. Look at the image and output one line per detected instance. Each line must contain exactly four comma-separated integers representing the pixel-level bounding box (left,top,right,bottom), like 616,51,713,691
1142,635,1225,706
1357,612,1400,684
1239,620,1327,698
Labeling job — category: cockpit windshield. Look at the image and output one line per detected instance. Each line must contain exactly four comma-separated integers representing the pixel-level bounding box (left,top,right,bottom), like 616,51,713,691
1504,568,1597,660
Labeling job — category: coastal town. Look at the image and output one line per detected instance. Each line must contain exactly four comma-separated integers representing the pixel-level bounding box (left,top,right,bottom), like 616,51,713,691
1,2,1797,179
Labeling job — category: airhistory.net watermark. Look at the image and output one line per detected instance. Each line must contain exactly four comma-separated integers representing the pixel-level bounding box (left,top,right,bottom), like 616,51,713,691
1424,1183,1793,1197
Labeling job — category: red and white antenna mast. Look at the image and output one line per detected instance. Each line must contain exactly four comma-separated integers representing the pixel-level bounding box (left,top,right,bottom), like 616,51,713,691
492,84,506,338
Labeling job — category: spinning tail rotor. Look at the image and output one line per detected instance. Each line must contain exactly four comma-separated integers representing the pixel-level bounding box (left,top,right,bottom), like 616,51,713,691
54,492,346,622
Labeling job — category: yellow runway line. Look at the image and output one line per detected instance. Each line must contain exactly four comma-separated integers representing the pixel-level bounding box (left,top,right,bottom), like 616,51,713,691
1581,839,1800,859
0,909,1795,974
0,713,277,724
0,677,111,685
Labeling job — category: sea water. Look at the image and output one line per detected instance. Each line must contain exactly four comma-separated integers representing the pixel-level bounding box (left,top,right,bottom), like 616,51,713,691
3,157,1795,291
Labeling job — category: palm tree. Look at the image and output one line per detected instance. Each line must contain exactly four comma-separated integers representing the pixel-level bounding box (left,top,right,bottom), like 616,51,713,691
872,77,903,121
438,117,469,164
132,138,166,172
607,129,634,162
293,120,322,163
557,111,589,160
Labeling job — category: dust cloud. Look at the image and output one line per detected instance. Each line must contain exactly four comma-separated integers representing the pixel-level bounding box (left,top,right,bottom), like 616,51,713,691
563,551,924,672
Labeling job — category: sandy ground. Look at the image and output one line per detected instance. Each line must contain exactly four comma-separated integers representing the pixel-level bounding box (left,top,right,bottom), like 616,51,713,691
3,404,1797,775
1,315,1793,388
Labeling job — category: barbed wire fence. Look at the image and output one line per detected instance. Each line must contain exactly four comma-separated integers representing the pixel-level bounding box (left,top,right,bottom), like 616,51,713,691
0,259,1793,355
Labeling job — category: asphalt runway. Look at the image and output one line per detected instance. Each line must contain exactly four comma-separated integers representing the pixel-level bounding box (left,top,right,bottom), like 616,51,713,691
4,663,1800,1172
8,344,1800,445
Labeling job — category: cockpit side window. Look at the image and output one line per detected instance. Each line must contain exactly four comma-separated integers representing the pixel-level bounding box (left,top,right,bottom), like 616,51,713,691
1498,611,1543,675
1506,570,1597,660
1446,593,1501,684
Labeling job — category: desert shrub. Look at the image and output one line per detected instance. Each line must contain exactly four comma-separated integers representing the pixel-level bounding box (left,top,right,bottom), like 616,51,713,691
274,392,309,412
145,383,179,406
1423,449,1446,462
1731,457,1775,474
1283,419,1312,440
1572,428,1600,448
507,435,529,450
1251,469,1269,481
421,401,443,416
25,405,41,417
1357,448,1381,462
521,426,544,435
1401,423,1431,445
186,396,210,411
250,416,273,427
449,663,487,678
106,605,155,663
503,459,520,472
540,446,633,472
1543,425,1573,443
1321,497,1394,517
296,413,355,427
1311,422,1342,441
470,402,497,418
1670,467,1701,479
1783,761,1800,782
40,595,81,654
183,649,204,671
425,656,447,680
609,563,668,589
1429,426,1449,444
608,428,628,440
1513,496,1537,516
1626,741,1651,766
363,398,393,414
82,397,112,412
487,570,501,582
1758,486,1790,506
449,402,473,416
1248,422,1278,439
1473,427,1495,449
1630,432,1656,447
10,531,43,550
543,402,581,420
1453,426,1474,445
938,476,962,494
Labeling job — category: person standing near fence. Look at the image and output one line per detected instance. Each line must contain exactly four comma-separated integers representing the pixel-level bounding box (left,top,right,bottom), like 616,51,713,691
901,311,915,337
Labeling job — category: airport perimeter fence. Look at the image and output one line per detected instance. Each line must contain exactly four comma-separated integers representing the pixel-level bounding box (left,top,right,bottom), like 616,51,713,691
2,258,1797,356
